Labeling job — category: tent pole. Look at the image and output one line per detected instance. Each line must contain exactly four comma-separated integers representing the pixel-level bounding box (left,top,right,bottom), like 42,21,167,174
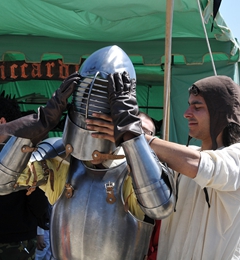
162,0,174,141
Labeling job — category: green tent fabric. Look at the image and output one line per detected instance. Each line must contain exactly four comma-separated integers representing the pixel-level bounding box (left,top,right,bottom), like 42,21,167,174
0,0,239,64
0,0,239,143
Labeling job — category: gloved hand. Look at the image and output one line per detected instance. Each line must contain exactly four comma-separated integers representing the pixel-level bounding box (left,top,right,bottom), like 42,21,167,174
107,71,143,145
0,72,81,145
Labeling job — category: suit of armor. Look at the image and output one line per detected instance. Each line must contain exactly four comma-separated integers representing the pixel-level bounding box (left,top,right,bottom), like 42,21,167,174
51,152,153,260
0,46,175,260
29,133,174,259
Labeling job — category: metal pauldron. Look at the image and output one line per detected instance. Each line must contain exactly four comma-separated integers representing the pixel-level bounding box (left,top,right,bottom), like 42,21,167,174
121,134,175,219
0,136,33,195
30,137,66,162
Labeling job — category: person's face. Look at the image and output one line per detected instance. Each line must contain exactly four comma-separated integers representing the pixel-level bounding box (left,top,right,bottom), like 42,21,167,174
184,94,211,143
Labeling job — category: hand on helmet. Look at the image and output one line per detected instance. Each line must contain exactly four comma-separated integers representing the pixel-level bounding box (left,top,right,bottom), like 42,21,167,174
0,72,81,145
108,71,137,104
86,113,115,143
58,71,81,98
107,71,143,145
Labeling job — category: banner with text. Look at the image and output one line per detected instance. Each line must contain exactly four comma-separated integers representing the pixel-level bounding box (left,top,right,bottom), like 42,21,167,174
0,59,82,81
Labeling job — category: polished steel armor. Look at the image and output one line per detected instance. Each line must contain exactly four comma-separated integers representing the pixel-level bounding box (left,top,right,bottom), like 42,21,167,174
0,45,176,260
122,134,175,219
62,45,136,161
50,158,153,260
62,109,115,161
0,136,33,195
30,137,66,162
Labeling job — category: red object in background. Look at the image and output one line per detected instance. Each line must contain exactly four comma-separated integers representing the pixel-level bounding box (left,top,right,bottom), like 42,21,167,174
147,220,161,260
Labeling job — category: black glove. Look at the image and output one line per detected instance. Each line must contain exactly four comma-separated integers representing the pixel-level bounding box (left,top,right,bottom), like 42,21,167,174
107,71,143,145
0,72,81,145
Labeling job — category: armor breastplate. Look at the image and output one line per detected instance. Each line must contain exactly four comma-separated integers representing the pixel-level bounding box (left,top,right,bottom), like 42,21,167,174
50,157,153,260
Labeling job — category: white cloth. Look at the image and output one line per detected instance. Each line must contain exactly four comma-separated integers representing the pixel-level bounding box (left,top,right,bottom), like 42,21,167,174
157,143,240,260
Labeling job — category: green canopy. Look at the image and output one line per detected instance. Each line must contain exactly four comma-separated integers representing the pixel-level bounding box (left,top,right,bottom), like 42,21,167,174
0,0,239,144
0,0,239,64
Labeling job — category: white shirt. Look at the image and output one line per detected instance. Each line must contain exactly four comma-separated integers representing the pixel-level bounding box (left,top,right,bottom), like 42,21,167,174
157,143,240,260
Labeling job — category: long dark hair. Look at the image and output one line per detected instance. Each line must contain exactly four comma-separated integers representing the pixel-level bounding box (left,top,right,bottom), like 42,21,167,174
222,123,240,147
0,91,21,122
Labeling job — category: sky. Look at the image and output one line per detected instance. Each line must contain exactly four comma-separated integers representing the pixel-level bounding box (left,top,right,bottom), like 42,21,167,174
219,0,240,41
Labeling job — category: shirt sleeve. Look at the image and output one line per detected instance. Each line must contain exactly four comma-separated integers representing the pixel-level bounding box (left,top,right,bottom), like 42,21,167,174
123,175,145,220
39,157,69,205
37,226,45,235
194,143,240,191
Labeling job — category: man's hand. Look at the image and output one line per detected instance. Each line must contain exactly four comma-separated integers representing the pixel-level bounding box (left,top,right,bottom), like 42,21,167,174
36,234,46,251
86,113,115,143
0,72,81,145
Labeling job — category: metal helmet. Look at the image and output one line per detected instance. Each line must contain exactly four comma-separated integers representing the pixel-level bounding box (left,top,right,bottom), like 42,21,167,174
62,45,136,161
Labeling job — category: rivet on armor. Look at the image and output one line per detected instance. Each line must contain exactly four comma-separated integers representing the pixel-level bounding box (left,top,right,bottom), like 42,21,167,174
65,144,73,154
13,182,19,190
65,183,74,199
56,144,73,171
105,181,116,204
21,145,37,153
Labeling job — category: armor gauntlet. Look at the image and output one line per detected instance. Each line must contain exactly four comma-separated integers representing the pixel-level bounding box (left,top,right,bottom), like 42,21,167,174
0,136,33,195
122,134,175,219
